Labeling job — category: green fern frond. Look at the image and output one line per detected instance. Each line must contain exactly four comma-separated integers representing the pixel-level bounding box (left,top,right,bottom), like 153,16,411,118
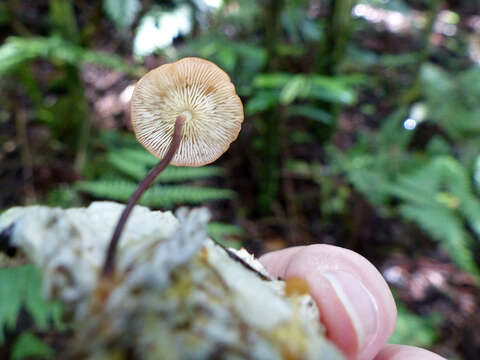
388,156,480,279
11,332,53,360
461,197,480,239
207,222,244,237
158,166,225,183
207,222,244,249
0,36,140,76
76,180,235,207
142,185,235,207
107,150,224,183
399,205,480,279
0,265,63,344
420,64,480,139
109,148,158,167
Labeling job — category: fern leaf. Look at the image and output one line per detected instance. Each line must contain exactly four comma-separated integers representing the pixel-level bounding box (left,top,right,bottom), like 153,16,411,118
207,222,244,249
0,265,63,344
399,205,480,279
420,64,480,138
142,185,235,207
76,180,235,207
461,197,480,239
0,37,139,75
389,156,480,279
106,152,150,180
207,222,244,237
11,332,53,360
109,148,158,167
159,166,224,183
107,150,224,183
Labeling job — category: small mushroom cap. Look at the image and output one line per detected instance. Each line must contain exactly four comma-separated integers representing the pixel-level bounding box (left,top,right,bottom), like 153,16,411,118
131,57,244,167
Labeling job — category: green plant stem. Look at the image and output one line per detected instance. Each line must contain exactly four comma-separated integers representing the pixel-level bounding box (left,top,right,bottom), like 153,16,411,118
313,0,356,142
399,0,443,106
418,0,443,67
318,0,356,75
15,110,36,203
74,106,91,174
265,0,284,71
6,0,32,36
70,67,89,174
258,0,284,214
279,115,300,244
102,115,185,277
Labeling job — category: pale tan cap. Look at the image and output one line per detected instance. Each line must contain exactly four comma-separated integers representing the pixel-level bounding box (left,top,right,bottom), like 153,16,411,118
130,57,244,166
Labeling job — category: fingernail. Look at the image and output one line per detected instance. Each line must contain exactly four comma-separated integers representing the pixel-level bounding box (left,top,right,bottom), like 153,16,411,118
322,271,379,351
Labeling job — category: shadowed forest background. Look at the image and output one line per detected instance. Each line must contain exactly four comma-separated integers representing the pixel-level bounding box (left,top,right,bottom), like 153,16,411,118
1,0,480,359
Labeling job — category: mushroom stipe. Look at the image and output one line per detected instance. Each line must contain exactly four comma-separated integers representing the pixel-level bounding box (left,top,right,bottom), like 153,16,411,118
102,115,185,277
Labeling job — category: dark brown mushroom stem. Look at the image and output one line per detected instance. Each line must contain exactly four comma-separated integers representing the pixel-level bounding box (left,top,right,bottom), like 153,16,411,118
102,115,185,277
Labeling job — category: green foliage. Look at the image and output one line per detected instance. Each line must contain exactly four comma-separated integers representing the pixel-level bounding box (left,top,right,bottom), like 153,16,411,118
329,89,480,280
76,179,235,208
75,136,235,208
49,0,79,42
286,160,350,217
328,107,418,209
75,142,242,245
0,265,63,344
474,155,480,193
207,222,244,249
389,157,480,279
103,0,141,31
420,64,480,140
45,185,81,208
11,332,53,360
0,3,8,26
0,36,139,76
247,72,358,115
106,149,225,183
182,36,267,90
288,105,334,125
389,303,441,348
282,0,323,43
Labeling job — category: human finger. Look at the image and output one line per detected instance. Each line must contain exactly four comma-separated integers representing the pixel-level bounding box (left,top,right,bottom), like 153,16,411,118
260,244,397,360
375,344,445,360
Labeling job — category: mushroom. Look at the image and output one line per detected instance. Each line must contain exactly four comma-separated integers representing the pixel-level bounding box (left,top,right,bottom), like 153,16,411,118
131,57,244,166
102,57,244,276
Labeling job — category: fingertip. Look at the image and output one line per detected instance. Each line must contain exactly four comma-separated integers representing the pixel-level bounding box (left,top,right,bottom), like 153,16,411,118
260,244,397,360
259,246,305,278
375,345,446,360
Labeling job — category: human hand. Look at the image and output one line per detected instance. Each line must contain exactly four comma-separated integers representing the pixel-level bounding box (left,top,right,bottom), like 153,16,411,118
260,245,445,360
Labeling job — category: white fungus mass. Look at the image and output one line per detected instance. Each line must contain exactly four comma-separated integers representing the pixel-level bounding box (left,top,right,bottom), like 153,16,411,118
130,57,244,166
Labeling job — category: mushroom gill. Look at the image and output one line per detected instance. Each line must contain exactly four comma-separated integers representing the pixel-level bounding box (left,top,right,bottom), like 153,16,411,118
131,57,244,167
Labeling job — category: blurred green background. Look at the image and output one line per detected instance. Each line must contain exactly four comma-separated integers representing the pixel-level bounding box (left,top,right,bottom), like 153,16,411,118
1,0,480,358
